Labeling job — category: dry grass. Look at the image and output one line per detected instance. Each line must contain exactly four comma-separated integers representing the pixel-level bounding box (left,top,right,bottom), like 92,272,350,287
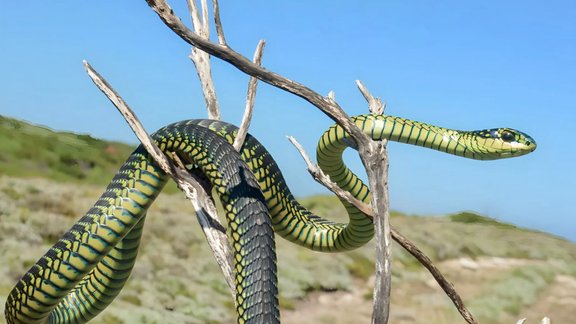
1,178,575,323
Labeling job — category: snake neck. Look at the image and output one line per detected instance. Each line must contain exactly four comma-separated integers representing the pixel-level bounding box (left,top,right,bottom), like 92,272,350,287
319,114,520,161
316,115,474,221
322,115,477,157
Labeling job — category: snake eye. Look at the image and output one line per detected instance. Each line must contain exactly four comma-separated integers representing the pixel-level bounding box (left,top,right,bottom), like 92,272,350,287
500,130,515,142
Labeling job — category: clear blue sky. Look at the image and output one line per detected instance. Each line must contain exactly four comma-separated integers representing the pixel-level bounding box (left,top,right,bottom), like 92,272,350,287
1,1,574,241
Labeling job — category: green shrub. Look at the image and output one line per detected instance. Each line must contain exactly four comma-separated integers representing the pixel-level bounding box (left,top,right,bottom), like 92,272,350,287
449,212,516,229
345,251,374,280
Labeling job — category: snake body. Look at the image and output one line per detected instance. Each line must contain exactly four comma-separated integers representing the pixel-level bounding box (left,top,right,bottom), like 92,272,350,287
5,114,536,323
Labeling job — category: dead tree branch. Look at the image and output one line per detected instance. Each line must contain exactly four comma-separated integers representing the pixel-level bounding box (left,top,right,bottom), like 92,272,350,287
356,82,392,323
233,40,265,151
211,0,226,45
287,136,374,217
187,0,220,119
83,60,236,296
289,82,476,323
357,80,386,115
144,1,477,323
146,0,369,146
391,230,477,324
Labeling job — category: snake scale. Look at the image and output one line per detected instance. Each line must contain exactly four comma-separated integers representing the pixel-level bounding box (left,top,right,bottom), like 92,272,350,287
4,114,536,323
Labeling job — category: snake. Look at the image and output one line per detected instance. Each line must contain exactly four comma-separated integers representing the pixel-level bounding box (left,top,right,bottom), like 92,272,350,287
4,114,536,323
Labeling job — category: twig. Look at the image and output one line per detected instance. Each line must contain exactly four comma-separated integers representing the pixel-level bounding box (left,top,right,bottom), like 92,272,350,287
187,0,207,36
212,0,226,46
187,0,220,119
357,80,386,115
146,0,370,147
199,0,209,36
290,81,476,323
233,40,265,151
83,60,236,296
391,229,477,324
287,136,374,217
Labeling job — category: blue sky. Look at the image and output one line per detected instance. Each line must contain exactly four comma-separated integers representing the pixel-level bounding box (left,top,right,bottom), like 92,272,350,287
1,1,574,241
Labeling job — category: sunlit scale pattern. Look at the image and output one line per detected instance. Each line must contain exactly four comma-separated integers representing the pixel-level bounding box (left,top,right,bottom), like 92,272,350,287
48,217,146,323
5,122,278,324
194,120,361,252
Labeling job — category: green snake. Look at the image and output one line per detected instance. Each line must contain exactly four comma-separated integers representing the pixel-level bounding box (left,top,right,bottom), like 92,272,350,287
4,114,536,323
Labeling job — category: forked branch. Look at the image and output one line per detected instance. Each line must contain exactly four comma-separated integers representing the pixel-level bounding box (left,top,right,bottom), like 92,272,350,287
187,0,220,119
356,82,392,323
145,0,370,147
83,60,236,295
233,40,265,151
144,1,477,323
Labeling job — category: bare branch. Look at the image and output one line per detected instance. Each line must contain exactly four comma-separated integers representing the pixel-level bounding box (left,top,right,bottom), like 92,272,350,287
186,0,202,35
233,40,265,151
327,91,335,100
186,0,220,119
146,0,369,147
189,49,220,119
287,136,374,217
83,60,236,295
212,0,226,46
391,229,477,324
356,80,386,115
363,140,391,324
344,81,392,323
200,0,209,36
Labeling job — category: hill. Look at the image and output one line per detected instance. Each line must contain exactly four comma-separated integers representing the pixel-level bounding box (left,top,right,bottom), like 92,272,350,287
0,117,575,323
0,115,135,184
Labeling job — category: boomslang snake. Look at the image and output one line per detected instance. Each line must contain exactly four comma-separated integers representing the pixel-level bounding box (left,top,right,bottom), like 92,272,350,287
4,114,536,323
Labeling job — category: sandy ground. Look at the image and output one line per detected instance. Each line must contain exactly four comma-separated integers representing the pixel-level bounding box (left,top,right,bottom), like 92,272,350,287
519,275,576,324
281,257,576,324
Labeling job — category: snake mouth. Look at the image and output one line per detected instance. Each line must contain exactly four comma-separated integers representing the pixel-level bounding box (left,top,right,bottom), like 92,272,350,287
498,146,534,158
522,140,537,153
519,132,537,151
507,139,537,155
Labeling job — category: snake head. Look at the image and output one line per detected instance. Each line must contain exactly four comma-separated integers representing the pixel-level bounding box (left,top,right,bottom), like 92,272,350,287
472,128,537,159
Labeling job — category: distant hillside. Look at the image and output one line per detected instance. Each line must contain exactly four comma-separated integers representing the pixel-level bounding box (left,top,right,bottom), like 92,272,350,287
0,115,135,184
